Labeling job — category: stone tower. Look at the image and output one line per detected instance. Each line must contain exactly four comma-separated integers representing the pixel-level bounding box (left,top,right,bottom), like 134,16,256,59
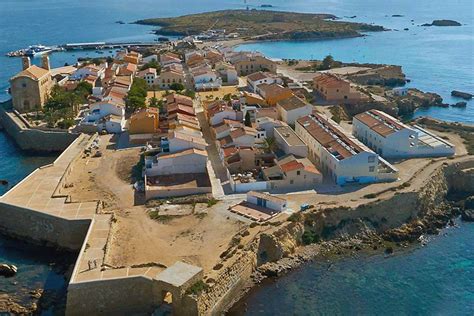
41,55,50,70
22,56,31,70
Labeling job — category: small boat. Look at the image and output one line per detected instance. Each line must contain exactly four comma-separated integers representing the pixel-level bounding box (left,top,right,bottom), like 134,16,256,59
0,179,8,185
25,44,53,57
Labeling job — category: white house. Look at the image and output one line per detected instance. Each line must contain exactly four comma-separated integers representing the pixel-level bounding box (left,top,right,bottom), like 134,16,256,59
274,125,308,158
97,114,126,134
162,130,207,153
70,64,106,81
276,95,313,125
246,191,287,212
256,117,286,138
215,62,238,85
145,148,208,176
80,100,125,134
352,110,455,158
247,71,283,93
137,68,157,87
208,104,243,126
193,69,222,90
295,113,399,185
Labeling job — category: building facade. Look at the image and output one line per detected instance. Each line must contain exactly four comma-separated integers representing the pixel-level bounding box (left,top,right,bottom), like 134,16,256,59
295,113,398,185
10,56,53,112
352,110,455,158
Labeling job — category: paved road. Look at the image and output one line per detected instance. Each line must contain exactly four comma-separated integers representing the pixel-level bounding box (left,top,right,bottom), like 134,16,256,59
194,98,233,195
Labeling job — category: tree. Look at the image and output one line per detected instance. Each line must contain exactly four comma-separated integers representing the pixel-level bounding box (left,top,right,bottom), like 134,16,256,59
126,78,148,112
169,82,184,91
244,111,252,127
223,93,232,101
180,89,196,99
262,137,277,153
319,55,335,70
148,96,163,110
140,59,161,73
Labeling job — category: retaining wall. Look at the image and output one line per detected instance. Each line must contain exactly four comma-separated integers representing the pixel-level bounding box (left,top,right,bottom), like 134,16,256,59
0,202,90,251
0,102,78,152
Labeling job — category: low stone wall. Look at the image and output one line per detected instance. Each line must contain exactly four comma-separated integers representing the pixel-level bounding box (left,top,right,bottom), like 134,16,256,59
197,249,257,315
0,102,78,152
0,202,90,251
67,276,158,316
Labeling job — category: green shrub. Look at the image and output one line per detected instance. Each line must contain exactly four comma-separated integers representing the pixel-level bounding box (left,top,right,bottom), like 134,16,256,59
302,231,320,245
186,280,209,295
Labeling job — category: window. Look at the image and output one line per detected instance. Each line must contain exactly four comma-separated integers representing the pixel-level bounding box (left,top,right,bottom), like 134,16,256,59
297,171,300,176
368,156,375,163
290,180,294,184
369,166,375,172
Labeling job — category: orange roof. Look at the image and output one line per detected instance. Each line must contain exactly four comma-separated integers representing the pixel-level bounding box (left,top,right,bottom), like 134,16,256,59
258,83,292,97
12,65,49,80
167,103,195,116
314,74,349,88
280,160,304,173
354,110,408,137
297,114,366,160
166,94,193,106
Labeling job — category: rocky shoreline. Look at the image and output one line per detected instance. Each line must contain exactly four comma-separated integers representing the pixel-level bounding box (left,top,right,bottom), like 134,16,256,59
224,172,474,314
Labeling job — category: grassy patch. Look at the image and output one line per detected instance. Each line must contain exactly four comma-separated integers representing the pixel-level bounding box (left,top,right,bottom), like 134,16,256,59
148,211,174,223
186,280,209,295
302,230,320,245
207,198,218,207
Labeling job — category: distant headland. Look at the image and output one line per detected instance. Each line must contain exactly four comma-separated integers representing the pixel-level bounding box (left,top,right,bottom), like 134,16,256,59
135,9,386,41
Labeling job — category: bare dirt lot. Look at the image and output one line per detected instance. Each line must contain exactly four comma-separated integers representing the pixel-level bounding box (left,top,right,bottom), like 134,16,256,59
63,135,249,273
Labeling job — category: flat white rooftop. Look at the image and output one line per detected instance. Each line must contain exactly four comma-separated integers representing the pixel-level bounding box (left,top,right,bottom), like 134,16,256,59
155,261,202,287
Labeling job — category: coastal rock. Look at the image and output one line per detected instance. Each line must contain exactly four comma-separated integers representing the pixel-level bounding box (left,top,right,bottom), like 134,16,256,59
451,90,473,100
0,264,17,277
451,102,467,108
461,209,474,222
422,20,462,27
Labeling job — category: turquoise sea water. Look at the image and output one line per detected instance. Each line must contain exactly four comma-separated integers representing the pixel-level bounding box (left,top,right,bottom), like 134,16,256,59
230,221,474,315
0,0,472,314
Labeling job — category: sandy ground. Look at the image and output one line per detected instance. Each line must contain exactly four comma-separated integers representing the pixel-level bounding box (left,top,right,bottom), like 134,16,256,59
197,85,240,100
62,134,248,273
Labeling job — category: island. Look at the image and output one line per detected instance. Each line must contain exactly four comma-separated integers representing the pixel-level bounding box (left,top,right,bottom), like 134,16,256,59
135,9,386,40
422,19,462,27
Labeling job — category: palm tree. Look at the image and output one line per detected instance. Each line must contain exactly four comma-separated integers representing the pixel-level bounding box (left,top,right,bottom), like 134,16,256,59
262,137,277,153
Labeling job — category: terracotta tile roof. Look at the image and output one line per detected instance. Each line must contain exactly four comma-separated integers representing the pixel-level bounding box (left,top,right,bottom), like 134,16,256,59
297,114,367,160
12,65,49,80
230,127,257,139
223,146,239,158
280,160,304,173
258,83,292,97
166,94,193,106
167,103,195,116
247,71,268,82
354,110,408,137
219,135,234,146
277,95,309,111
314,74,348,88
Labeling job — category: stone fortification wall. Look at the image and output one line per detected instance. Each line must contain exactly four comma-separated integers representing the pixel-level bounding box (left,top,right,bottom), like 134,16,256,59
0,202,90,251
66,276,158,316
197,248,257,315
0,102,78,152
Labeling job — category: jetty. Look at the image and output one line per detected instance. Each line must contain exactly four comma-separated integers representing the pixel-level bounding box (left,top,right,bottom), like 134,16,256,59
6,41,163,57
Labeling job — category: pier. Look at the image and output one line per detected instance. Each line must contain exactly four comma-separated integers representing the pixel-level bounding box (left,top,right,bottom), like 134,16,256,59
6,41,166,57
